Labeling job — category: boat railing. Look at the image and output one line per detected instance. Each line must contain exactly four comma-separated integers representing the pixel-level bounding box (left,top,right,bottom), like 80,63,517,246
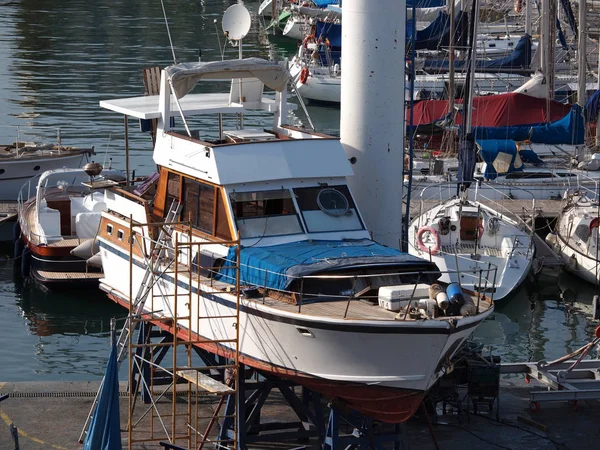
213,257,497,317
570,173,600,203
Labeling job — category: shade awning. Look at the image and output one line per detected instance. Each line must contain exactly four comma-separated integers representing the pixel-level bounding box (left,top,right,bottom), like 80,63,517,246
166,58,290,98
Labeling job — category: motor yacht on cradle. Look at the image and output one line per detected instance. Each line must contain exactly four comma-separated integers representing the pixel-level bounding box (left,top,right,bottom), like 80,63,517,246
96,57,494,423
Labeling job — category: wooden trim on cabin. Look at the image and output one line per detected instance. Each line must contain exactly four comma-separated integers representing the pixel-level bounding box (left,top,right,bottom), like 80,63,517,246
99,216,146,258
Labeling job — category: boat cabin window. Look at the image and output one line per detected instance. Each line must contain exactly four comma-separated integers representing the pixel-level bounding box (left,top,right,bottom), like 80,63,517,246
293,185,364,233
183,179,215,234
230,189,303,239
504,172,554,179
574,223,591,243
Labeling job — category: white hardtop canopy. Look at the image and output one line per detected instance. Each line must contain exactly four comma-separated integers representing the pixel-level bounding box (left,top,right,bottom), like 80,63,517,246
166,58,290,98
99,58,290,120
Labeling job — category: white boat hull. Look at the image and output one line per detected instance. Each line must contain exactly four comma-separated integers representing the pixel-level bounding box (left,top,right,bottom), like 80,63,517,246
1,152,90,201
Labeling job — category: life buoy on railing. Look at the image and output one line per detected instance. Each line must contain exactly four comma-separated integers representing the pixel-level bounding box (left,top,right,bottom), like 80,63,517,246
416,226,441,255
299,67,310,84
303,34,316,48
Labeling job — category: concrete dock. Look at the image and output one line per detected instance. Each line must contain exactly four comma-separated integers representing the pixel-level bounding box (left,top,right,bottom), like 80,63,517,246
1,377,599,449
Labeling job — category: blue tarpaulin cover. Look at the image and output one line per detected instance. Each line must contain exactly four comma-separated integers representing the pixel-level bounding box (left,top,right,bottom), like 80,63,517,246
316,21,341,48
473,105,585,145
478,140,522,180
586,90,600,122
83,342,122,450
312,0,338,7
424,34,532,73
216,239,434,291
407,0,446,7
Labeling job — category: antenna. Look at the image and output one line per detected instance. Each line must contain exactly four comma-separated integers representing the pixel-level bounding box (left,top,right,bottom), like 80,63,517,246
222,3,251,59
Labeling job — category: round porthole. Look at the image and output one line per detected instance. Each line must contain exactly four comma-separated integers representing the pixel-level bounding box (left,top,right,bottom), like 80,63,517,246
450,225,457,231
33,165,41,171
0,169,5,175
317,188,349,216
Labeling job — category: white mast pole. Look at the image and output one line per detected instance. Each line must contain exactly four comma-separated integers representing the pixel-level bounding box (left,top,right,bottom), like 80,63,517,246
577,0,587,106
525,0,532,35
340,0,406,249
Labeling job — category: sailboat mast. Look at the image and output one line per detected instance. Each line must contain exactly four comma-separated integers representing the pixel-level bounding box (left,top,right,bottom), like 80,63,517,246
577,0,586,106
525,0,532,35
465,0,479,133
448,0,456,118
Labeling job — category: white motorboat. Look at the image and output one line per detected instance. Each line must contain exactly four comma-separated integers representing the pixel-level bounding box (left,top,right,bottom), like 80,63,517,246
408,193,534,301
96,56,494,423
16,165,126,289
282,13,312,40
0,137,94,201
258,0,274,18
547,187,600,285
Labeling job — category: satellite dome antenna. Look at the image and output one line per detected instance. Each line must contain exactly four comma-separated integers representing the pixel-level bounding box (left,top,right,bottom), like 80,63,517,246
222,3,251,59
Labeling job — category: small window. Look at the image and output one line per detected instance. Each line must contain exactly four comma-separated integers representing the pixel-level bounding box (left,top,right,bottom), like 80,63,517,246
106,223,113,235
488,43,496,48
117,229,124,241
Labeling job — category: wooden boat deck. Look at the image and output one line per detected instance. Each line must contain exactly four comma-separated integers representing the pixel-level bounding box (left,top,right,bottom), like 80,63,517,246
184,265,493,321
36,271,104,280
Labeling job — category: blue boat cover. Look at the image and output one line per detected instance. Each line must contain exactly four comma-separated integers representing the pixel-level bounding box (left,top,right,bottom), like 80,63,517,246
83,342,122,450
316,21,341,48
473,105,585,145
216,239,433,291
586,90,600,122
424,34,532,73
407,0,446,7
478,140,522,180
407,11,451,51
312,0,338,7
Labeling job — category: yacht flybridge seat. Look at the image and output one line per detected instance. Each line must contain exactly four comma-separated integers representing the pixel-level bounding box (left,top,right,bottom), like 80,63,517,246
217,239,441,298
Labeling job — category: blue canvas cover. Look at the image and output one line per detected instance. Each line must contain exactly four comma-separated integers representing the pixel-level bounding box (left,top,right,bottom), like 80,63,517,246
407,0,446,7
83,342,122,450
478,140,522,180
528,105,585,144
473,105,585,145
216,239,435,291
586,90,600,122
407,11,451,51
424,34,532,73
312,0,338,7
316,21,341,48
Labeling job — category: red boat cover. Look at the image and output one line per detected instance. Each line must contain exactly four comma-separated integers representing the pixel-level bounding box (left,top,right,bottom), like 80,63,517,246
407,92,572,127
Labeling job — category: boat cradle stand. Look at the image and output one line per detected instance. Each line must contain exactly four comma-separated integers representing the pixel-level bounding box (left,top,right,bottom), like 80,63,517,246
133,322,410,449
500,358,600,411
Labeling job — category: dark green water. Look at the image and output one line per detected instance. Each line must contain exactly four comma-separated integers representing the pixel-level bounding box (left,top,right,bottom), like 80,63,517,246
0,1,597,381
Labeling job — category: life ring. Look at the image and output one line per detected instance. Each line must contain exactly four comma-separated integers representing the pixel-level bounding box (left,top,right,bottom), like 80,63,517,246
302,34,316,48
299,67,310,84
416,226,441,255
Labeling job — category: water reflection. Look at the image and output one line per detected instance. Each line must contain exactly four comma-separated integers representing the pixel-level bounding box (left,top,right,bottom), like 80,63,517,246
474,270,600,364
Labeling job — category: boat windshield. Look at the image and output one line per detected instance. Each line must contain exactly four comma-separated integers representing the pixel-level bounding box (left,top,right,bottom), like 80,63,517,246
231,189,303,239
293,185,364,233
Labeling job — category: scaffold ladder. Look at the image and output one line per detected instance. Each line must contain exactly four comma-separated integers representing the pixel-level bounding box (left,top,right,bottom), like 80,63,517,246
78,200,182,443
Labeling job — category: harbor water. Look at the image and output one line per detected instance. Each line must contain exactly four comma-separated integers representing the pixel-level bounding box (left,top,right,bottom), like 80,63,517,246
0,0,598,383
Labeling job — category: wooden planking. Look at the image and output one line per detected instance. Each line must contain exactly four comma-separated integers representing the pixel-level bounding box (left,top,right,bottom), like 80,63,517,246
176,369,234,394
36,271,104,280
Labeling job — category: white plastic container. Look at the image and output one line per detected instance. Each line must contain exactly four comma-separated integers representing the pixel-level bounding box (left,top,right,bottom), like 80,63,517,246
378,284,431,311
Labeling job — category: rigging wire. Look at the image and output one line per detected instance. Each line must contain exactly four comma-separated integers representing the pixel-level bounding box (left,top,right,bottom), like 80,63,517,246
160,0,177,64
